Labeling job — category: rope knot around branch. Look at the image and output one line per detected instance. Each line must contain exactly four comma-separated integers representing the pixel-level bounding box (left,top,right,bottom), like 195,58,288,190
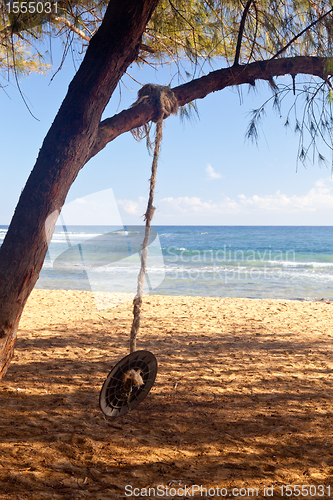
133,83,179,122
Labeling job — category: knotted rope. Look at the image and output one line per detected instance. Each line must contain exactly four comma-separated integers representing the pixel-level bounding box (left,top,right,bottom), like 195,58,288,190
129,84,178,354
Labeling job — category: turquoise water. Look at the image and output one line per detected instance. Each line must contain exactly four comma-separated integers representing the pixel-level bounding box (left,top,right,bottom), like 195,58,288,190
1,225,333,300
154,226,333,300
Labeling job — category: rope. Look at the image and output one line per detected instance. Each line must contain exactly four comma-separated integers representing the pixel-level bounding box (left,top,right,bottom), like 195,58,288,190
129,85,178,353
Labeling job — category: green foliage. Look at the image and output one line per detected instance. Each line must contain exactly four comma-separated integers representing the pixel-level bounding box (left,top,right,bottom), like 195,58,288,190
2,0,333,78
0,0,108,81
143,0,333,75
247,76,333,166
179,100,199,122
0,42,49,77
328,89,333,103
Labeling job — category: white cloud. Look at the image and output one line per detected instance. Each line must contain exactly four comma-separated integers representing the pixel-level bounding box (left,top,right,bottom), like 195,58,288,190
159,196,239,215
115,178,333,223
159,178,333,216
205,163,222,180
237,178,333,212
117,197,146,215
74,198,87,205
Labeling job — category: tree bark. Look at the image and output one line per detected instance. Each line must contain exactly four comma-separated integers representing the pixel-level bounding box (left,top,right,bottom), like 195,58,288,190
0,0,160,381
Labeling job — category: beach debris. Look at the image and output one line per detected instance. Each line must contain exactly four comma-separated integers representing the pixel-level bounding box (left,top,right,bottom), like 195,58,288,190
123,369,144,389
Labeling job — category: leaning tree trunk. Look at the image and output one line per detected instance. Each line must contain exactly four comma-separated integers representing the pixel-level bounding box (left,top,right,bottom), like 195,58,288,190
0,0,160,381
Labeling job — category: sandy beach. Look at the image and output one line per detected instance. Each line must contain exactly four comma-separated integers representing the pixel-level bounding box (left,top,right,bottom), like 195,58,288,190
1,289,333,499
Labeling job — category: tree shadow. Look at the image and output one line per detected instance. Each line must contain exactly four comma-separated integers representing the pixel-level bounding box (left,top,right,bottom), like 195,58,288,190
0,309,333,498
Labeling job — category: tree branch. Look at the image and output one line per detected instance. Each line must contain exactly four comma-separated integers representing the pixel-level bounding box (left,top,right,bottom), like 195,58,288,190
89,55,332,161
233,0,253,66
50,15,91,42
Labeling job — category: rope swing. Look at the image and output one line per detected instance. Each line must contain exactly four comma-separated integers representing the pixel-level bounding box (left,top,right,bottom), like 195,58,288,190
129,84,179,354
99,85,178,417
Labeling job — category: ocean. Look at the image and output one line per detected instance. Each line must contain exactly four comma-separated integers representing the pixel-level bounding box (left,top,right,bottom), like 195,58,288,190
1,225,333,302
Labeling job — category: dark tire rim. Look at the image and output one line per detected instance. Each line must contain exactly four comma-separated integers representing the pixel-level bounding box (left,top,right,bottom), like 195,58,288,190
99,350,158,417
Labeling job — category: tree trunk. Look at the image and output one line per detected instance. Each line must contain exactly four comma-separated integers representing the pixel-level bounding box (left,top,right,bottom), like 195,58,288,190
0,0,160,381
0,0,330,382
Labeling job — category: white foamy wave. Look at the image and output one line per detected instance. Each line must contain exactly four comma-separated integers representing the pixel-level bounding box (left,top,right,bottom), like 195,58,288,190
163,247,188,252
0,229,7,242
312,261,333,268
88,264,165,275
278,261,306,267
51,232,102,242
271,268,333,281
278,260,333,268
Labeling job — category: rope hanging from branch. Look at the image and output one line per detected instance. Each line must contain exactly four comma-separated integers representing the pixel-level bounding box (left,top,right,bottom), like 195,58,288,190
99,86,177,417
129,84,178,353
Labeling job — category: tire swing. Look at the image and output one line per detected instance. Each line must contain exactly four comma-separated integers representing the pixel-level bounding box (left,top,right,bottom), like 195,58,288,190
99,85,178,417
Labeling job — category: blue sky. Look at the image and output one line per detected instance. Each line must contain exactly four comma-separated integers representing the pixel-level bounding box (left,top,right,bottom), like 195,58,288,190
1,44,333,226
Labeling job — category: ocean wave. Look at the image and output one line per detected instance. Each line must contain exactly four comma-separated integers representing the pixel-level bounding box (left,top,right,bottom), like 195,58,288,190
90,265,165,274
279,260,333,268
312,261,333,268
51,233,103,242
45,261,166,274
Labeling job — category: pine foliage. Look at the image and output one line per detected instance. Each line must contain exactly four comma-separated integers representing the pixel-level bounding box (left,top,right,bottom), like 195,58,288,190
2,0,333,163
2,0,333,77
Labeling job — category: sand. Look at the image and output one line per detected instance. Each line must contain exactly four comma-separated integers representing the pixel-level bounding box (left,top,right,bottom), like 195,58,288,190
1,289,333,499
